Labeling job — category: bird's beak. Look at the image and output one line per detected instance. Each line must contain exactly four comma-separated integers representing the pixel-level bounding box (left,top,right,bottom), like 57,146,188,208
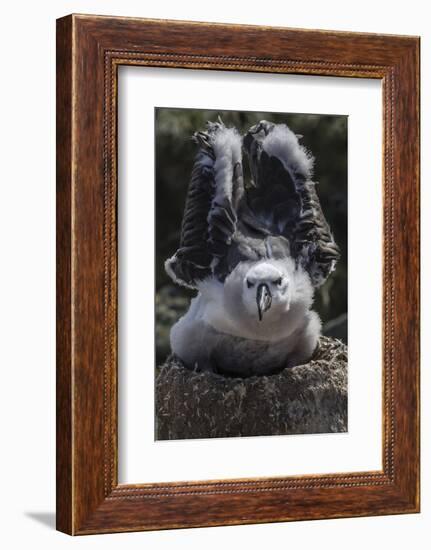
256,283,272,321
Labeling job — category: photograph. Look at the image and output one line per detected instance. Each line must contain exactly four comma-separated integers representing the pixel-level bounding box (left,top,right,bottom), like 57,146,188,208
0,1,423,544
154,107,348,440
50,6,421,539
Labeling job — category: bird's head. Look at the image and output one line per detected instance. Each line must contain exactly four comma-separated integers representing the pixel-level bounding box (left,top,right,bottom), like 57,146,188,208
241,262,290,321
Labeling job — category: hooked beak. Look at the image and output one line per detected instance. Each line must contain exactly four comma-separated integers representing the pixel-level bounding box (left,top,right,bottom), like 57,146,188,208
256,283,272,321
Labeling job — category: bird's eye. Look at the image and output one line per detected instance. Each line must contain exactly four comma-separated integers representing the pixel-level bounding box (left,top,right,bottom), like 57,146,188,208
247,279,254,288
275,278,282,286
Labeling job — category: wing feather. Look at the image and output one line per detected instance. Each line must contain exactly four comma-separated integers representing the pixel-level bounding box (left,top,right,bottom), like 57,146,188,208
243,120,340,287
165,121,243,288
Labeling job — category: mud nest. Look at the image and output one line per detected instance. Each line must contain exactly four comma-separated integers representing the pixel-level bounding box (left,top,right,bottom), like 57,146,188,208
155,336,347,440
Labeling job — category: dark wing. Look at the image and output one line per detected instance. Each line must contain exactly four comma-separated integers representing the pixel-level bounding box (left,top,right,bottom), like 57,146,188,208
243,120,340,287
165,121,243,288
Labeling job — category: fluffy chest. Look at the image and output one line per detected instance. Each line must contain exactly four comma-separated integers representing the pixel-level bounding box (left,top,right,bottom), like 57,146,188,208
209,330,295,376
198,287,301,343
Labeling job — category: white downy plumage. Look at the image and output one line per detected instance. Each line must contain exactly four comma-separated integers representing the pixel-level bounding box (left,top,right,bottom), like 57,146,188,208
165,120,338,377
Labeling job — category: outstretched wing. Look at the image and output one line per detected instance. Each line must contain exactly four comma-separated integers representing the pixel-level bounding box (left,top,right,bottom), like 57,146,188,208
165,121,243,289
243,120,340,287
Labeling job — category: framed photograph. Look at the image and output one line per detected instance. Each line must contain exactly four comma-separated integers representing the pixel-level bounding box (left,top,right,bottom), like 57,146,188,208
56,14,420,534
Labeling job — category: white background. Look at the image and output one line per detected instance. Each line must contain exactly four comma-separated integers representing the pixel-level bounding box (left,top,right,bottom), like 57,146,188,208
0,1,428,548
118,68,382,483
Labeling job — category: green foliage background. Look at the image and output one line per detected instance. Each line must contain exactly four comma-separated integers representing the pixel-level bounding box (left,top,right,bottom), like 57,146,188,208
155,108,347,366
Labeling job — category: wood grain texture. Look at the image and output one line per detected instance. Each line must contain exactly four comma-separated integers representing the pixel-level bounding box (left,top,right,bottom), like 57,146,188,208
56,14,420,535
56,16,73,535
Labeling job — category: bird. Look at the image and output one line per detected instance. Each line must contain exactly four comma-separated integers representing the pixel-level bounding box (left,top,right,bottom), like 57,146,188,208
165,119,340,377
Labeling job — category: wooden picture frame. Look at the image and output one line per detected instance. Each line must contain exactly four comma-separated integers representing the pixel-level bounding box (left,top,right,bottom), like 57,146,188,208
56,14,420,535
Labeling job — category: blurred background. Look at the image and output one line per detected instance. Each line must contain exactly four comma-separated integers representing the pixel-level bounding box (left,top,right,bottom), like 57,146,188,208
155,108,347,366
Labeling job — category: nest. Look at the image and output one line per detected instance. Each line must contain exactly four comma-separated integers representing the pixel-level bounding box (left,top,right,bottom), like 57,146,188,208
155,336,347,440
